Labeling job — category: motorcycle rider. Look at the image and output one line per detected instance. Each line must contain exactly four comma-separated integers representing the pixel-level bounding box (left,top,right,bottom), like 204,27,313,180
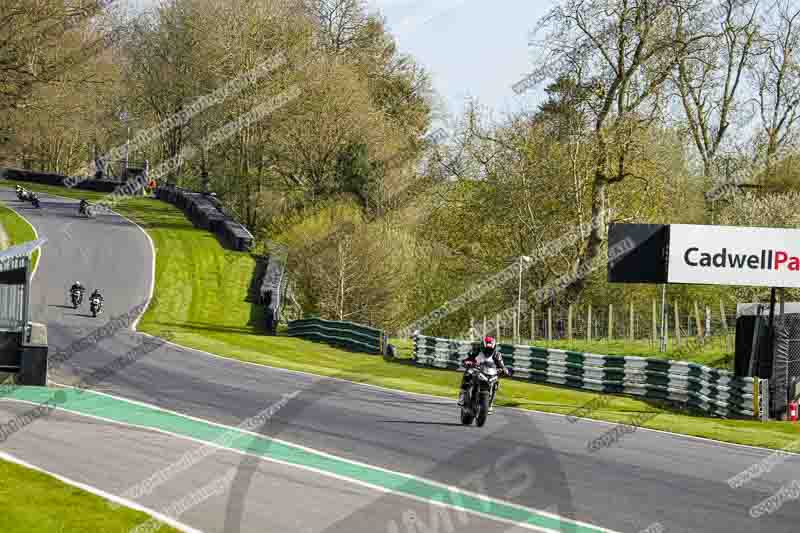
69,281,85,305
90,288,103,303
457,335,509,412
79,199,89,214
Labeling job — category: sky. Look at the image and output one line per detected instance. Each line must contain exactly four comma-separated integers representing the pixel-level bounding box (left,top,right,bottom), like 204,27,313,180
367,0,558,130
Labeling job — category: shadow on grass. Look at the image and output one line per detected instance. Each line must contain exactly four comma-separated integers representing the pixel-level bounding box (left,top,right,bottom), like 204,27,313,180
157,321,259,336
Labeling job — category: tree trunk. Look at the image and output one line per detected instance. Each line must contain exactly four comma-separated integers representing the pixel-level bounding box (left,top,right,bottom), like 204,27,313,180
569,171,607,296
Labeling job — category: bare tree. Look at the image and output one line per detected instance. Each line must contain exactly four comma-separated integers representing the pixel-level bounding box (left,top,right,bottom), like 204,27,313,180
0,0,109,115
675,0,761,180
752,0,800,178
531,0,710,295
303,0,369,54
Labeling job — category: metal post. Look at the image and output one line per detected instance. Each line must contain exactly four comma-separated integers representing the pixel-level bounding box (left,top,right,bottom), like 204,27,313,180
125,125,130,174
749,304,765,377
629,302,634,341
660,285,667,352
517,261,523,335
568,304,573,340
22,256,30,334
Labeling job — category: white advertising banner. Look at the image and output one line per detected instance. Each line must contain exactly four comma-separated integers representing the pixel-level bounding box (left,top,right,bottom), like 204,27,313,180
668,224,800,288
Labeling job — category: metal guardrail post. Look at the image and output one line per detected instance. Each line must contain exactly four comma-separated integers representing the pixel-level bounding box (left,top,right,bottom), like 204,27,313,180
22,256,30,329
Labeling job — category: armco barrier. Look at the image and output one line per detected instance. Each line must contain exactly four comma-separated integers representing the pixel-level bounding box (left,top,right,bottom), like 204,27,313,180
413,334,769,419
1,167,124,192
288,318,388,355
155,184,254,252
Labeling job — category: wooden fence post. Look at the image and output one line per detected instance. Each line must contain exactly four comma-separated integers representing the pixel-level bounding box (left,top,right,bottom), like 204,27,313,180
531,308,535,342
568,304,573,340
720,300,731,352
652,299,657,344
587,305,592,341
629,302,634,341
547,307,553,341
694,301,703,340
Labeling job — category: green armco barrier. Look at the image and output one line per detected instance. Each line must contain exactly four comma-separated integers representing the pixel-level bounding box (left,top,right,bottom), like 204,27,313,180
288,318,387,354
412,334,768,419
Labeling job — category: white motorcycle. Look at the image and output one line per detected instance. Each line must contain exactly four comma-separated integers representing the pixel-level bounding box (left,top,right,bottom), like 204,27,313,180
90,296,103,317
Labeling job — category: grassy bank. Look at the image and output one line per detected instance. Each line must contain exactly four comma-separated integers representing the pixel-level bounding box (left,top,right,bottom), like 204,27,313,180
0,458,181,533
0,202,40,269
0,179,798,450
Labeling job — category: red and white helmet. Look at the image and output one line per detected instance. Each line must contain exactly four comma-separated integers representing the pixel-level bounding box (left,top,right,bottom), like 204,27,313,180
481,336,496,353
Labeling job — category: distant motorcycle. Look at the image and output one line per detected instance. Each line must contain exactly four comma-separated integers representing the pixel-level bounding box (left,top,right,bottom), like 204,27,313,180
78,203,93,218
90,295,102,317
70,288,84,309
459,355,509,427
17,188,30,201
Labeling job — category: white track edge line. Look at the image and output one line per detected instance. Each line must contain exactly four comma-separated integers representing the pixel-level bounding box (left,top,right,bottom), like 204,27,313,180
0,186,153,328
37,383,618,533
2,198,42,281
0,395,610,533
132,332,799,458
8,188,788,456
0,448,204,533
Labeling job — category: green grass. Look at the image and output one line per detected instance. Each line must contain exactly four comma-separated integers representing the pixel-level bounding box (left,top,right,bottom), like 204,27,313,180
0,458,181,533
1,179,798,450
0,202,40,269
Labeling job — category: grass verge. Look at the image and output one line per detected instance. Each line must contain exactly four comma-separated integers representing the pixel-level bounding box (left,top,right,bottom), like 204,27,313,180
1,179,798,450
0,457,181,533
0,202,40,269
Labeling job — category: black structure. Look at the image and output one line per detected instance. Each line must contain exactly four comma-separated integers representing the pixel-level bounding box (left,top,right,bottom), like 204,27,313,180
735,303,800,417
607,223,669,283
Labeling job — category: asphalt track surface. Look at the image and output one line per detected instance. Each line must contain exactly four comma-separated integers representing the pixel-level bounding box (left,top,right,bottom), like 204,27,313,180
0,187,799,533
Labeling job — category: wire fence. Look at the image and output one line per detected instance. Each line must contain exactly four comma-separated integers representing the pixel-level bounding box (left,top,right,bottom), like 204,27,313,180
465,301,736,353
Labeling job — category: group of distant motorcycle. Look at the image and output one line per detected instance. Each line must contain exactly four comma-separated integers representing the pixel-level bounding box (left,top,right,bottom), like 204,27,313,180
70,283,104,318
13,187,104,318
16,185,95,218
15,185,40,208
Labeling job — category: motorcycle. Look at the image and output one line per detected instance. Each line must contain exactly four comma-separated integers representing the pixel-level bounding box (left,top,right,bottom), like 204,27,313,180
70,288,84,309
90,296,103,317
78,203,93,218
459,356,510,427
30,195,40,208
17,188,29,201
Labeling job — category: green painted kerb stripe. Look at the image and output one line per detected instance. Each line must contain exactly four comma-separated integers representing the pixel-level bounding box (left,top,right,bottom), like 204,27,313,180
2,387,612,533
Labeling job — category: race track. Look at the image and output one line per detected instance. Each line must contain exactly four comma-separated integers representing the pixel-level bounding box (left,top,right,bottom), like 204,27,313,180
1,188,799,533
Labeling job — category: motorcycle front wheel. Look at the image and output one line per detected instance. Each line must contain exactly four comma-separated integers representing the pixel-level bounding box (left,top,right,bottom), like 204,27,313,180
460,407,474,426
460,389,475,425
475,393,489,427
